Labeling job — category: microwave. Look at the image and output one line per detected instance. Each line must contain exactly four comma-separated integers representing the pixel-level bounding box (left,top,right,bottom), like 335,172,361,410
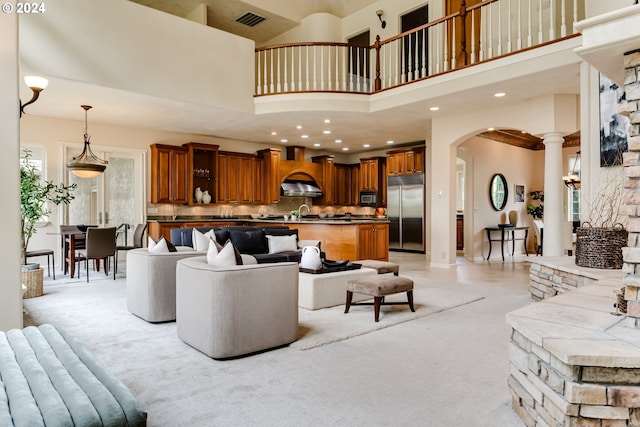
360,191,378,207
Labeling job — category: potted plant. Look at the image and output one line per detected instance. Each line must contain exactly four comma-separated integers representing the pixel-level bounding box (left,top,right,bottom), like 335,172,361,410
527,191,544,219
290,210,298,221
20,148,76,267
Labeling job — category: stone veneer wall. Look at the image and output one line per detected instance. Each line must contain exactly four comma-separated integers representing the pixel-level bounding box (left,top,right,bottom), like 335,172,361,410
510,328,640,426
529,262,600,300
623,50,640,330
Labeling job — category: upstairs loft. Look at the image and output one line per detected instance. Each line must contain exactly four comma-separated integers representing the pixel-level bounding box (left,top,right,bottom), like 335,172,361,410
18,0,586,150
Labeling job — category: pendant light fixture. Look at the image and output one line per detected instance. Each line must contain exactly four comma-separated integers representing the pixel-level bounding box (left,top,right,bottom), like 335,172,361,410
563,151,581,189
66,105,108,178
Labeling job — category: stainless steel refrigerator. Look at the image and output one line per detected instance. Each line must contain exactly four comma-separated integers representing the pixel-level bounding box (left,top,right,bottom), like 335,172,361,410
388,174,425,252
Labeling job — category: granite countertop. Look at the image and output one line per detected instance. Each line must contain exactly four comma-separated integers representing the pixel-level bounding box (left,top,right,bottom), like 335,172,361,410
148,215,389,224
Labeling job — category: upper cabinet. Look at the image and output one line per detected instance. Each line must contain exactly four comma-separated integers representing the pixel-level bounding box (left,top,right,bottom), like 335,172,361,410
387,147,425,176
312,155,336,206
360,156,387,207
258,148,281,205
150,144,188,204
217,151,263,204
185,142,218,206
335,163,360,206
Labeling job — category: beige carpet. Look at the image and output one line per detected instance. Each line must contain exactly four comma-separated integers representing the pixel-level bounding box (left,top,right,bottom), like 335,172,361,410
293,283,484,350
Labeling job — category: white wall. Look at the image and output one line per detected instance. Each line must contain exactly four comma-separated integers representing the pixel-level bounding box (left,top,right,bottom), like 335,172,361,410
1,13,23,331
19,0,255,113
585,0,632,18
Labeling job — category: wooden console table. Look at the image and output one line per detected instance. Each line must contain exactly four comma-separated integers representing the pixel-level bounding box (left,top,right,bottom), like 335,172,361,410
485,225,529,261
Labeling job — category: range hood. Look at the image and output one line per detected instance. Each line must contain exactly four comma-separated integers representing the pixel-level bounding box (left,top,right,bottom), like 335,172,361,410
281,181,322,197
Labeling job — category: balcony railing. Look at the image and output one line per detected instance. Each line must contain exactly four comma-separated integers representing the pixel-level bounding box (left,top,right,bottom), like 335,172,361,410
255,0,583,96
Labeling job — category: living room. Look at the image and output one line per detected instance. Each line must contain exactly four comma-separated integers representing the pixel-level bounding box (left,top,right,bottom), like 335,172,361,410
3,0,640,425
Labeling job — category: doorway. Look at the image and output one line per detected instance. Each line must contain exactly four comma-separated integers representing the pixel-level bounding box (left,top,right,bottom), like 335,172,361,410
400,5,429,82
347,30,370,92
65,146,145,246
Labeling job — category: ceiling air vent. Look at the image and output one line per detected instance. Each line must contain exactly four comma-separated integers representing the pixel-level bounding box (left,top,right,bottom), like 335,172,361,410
235,12,266,27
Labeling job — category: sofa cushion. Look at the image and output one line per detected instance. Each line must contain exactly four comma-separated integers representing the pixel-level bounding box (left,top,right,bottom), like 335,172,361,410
148,237,177,253
262,227,298,240
229,229,267,254
266,234,298,254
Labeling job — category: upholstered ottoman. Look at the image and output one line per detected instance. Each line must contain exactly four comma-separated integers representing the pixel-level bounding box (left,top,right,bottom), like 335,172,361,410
345,275,415,322
176,257,299,359
354,259,399,275
126,247,201,322
298,268,377,310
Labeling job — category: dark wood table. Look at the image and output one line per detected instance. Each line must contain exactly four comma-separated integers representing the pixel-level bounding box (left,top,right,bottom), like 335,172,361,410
485,225,529,261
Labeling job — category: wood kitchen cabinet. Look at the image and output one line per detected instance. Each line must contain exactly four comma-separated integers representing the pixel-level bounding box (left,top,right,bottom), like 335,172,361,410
313,155,336,206
387,147,425,176
258,148,281,205
150,144,188,204
218,151,262,204
335,163,360,206
239,156,263,204
185,142,218,206
357,223,389,261
359,157,386,207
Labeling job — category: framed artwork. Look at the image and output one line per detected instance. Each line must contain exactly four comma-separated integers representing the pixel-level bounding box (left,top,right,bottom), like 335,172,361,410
514,184,525,203
599,73,628,166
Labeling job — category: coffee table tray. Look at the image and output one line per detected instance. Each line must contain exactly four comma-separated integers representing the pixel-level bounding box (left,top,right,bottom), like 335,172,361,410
299,262,362,274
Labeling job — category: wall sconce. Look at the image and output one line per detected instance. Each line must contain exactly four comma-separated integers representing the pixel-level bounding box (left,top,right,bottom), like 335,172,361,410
376,10,386,29
66,105,108,178
19,75,48,117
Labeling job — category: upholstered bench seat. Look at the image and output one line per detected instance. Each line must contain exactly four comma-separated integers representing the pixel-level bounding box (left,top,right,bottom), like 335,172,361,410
354,259,399,275
0,324,146,426
345,275,415,322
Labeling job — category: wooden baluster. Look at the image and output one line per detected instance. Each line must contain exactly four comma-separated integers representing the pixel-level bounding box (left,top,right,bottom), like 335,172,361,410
517,0,522,50
313,45,317,91
342,45,347,91
459,0,468,67
335,46,339,92
306,46,310,91
320,45,325,90
451,19,456,70
270,50,275,94
291,46,295,92
256,51,261,95
507,0,512,53
298,46,302,91
488,3,494,58
573,0,578,34
374,35,381,92
561,0,567,37
549,0,555,40
443,20,449,72
497,0,502,56
471,10,477,64
538,0,543,44
413,29,419,79
421,28,427,77
283,47,288,92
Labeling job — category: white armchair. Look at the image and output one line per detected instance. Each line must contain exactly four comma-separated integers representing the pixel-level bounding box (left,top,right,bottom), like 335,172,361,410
176,257,299,359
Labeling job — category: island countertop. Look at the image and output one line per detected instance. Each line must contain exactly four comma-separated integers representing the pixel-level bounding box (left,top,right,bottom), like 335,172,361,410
147,215,389,225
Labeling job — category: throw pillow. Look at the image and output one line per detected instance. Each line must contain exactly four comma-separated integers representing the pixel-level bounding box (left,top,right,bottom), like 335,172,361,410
192,229,215,251
165,239,178,252
266,234,298,254
206,237,221,264
148,237,168,253
229,229,267,254
207,240,244,266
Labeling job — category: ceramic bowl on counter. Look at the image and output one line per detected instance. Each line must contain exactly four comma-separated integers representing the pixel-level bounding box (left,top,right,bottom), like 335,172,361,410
326,212,334,218
318,213,328,219
250,214,261,219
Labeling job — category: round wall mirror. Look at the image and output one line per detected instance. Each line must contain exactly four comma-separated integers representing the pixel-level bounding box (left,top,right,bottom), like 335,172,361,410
489,173,508,211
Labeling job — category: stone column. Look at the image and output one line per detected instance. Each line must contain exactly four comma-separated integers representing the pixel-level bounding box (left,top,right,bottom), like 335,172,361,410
623,50,640,329
542,132,565,256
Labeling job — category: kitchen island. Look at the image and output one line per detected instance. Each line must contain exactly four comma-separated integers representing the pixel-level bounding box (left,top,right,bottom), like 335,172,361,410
148,216,389,261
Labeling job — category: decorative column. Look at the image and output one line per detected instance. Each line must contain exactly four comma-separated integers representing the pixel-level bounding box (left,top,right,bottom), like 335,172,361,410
542,132,565,256
622,50,640,329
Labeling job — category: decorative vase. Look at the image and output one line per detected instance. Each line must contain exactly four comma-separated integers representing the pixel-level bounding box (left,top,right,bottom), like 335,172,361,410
195,187,203,203
202,190,211,204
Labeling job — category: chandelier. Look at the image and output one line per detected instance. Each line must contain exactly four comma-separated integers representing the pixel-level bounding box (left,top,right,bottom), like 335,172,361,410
66,105,108,178
563,151,581,189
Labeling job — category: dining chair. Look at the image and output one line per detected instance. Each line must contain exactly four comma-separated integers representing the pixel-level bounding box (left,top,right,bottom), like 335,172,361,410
115,223,148,272
76,227,117,282
60,225,84,276
533,220,544,256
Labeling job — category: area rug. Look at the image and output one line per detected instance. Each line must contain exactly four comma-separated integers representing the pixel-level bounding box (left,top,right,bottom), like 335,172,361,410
291,281,484,350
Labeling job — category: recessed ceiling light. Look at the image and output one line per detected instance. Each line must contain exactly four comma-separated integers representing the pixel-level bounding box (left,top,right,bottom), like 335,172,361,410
301,135,309,138
363,144,370,148
296,125,302,129
324,119,330,123
335,139,342,143
313,143,320,147
430,107,439,111
323,130,331,134
487,128,495,131
494,92,506,97
387,140,394,144
280,139,288,143
342,147,349,151
271,131,277,135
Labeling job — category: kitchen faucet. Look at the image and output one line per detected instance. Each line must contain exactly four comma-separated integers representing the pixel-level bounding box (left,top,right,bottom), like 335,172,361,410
298,204,310,218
